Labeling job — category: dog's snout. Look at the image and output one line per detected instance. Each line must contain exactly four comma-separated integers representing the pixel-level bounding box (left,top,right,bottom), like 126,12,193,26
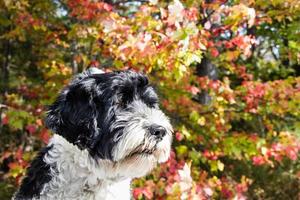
149,125,166,139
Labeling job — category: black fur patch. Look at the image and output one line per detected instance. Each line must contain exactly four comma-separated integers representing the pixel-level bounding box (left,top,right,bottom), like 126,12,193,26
14,146,54,199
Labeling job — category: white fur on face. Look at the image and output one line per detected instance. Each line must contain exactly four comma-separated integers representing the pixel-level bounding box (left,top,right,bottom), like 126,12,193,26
112,100,173,167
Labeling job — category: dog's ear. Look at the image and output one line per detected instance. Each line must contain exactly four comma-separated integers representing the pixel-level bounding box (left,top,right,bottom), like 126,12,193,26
45,70,105,149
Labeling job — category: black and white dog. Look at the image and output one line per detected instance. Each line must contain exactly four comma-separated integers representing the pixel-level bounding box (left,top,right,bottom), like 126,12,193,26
14,69,173,200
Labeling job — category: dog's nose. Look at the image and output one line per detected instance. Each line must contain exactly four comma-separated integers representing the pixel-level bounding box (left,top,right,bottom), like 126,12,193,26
149,125,166,139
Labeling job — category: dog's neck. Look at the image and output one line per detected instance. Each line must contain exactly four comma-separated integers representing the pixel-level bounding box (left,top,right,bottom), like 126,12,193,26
45,134,124,179
39,134,132,200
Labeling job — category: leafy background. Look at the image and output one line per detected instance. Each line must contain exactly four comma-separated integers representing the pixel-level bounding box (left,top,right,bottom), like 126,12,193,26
0,0,300,199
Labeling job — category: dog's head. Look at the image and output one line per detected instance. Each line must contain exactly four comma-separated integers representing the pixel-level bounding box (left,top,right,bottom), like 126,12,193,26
46,69,172,176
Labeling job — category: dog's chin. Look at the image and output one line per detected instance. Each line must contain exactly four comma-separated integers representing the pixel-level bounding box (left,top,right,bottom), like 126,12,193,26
153,148,171,163
117,148,169,178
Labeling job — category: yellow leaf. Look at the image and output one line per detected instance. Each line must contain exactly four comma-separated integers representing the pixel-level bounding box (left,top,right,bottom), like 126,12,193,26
261,147,268,155
217,160,225,172
197,116,206,126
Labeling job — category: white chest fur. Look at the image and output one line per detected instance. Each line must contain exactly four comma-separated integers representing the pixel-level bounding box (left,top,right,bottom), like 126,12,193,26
38,135,132,200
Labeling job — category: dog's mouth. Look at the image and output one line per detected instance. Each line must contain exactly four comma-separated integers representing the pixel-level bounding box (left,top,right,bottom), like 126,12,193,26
126,148,156,159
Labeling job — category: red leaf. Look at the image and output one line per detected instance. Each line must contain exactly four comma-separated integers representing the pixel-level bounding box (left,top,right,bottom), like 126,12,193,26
184,7,199,21
252,155,265,166
40,129,51,144
8,162,19,169
132,188,143,199
89,60,100,67
188,86,200,95
175,131,183,141
285,146,298,161
221,187,233,199
15,148,23,161
102,3,113,11
1,114,9,125
142,188,153,199
26,124,37,134
210,48,219,57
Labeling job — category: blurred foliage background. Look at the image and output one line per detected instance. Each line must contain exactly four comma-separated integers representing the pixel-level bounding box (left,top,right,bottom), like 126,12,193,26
0,0,300,199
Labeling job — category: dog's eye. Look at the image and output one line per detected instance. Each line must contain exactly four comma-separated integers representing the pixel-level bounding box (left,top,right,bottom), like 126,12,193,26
142,86,159,108
117,95,133,108
116,100,126,108
150,104,159,109
146,99,159,108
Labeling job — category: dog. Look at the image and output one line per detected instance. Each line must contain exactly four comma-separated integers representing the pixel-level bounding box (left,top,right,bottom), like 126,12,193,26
13,69,173,200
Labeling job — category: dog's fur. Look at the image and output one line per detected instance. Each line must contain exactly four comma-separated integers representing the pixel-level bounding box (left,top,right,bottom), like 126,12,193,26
14,69,173,200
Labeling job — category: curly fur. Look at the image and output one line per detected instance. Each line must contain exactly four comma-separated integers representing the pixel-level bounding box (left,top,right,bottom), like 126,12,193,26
14,69,173,200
